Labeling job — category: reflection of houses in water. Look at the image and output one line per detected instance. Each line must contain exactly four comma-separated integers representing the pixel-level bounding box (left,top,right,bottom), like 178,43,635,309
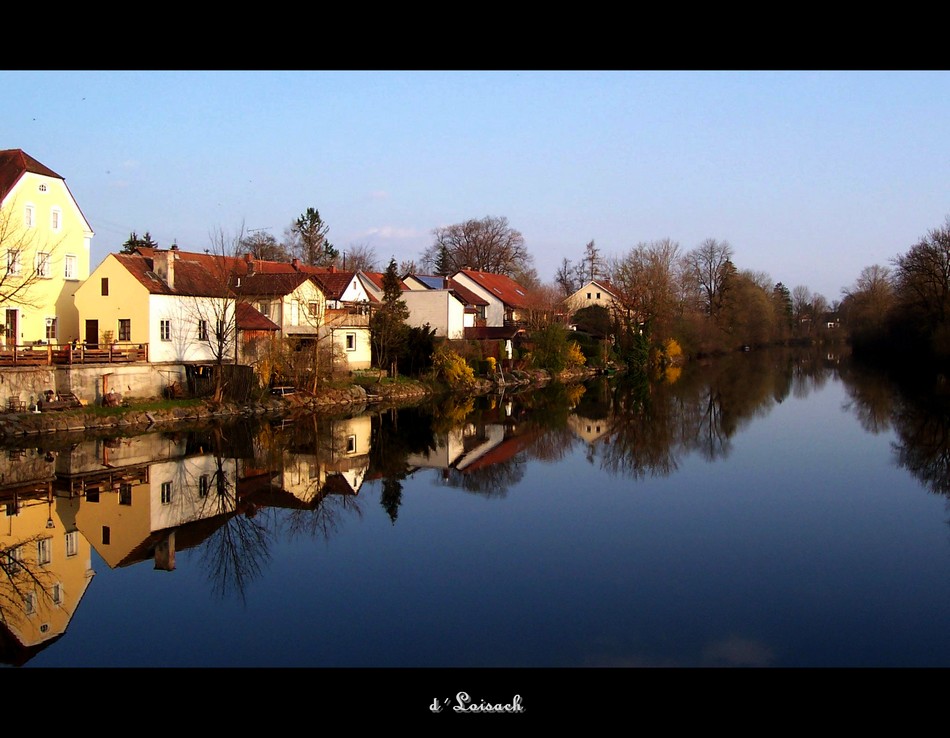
407,418,540,478
0,447,94,665
55,433,247,571
276,415,371,506
567,413,611,447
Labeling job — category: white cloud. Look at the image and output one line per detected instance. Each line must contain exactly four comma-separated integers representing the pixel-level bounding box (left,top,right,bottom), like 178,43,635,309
361,226,422,240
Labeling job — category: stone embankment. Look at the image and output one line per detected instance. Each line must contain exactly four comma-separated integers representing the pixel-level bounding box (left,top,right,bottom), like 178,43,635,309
0,367,602,438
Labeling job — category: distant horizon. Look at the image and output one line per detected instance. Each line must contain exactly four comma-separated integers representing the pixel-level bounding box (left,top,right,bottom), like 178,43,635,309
6,70,948,302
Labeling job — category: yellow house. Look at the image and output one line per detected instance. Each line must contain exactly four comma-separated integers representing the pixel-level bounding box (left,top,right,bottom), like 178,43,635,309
0,453,94,663
563,279,617,315
0,150,92,345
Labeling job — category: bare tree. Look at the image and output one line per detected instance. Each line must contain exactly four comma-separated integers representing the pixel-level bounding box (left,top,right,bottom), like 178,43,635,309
238,230,289,261
0,195,67,312
342,242,379,272
423,215,532,277
683,238,735,317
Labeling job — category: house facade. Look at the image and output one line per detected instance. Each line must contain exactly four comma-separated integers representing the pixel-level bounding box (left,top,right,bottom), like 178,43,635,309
74,248,242,364
564,279,617,315
450,269,530,328
0,149,93,345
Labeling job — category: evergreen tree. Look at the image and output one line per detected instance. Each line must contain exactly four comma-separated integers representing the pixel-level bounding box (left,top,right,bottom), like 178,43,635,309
369,258,410,376
289,207,338,266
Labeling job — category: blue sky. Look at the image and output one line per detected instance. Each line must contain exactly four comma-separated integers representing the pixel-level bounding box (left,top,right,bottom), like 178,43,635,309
5,69,949,301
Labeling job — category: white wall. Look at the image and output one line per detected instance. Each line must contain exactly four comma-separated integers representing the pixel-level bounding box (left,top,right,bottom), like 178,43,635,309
401,290,466,339
149,295,235,363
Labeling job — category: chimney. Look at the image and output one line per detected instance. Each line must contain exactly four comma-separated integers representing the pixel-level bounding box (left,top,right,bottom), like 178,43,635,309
154,247,175,289
329,265,336,273
244,252,255,275
292,258,300,271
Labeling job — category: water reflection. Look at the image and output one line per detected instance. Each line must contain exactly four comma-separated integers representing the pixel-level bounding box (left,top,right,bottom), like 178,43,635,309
4,345,950,665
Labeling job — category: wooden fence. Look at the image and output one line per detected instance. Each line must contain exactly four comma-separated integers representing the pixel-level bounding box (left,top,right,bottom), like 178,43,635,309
0,342,150,367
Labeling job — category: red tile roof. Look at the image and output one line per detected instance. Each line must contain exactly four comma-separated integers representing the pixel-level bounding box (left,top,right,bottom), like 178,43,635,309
0,149,62,200
456,270,530,308
233,271,315,297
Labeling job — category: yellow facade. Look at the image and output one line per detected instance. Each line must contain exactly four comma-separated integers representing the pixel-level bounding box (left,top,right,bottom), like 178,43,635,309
74,254,151,346
0,167,93,345
0,479,94,655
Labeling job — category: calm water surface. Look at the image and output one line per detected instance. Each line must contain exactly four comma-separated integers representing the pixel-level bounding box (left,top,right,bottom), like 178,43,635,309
4,347,950,672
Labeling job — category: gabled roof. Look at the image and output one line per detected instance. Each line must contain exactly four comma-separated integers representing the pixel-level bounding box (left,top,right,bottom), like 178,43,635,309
236,302,280,331
313,271,358,301
114,252,234,297
0,149,62,200
570,279,618,299
405,274,445,290
446,278,489,307
455,269,530,308
232,271,315,297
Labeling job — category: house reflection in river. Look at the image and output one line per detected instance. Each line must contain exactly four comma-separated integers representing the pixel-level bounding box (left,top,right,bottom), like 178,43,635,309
54,432,248,571
276,415,371,506
0,447,94,665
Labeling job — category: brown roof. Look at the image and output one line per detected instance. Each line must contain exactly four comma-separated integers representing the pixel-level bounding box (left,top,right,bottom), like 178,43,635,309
456,270,530,308
115,252,233,297
0,149,62,200
233,271,315,297
312,271,357,301
236,301,279,331
446,278,489,306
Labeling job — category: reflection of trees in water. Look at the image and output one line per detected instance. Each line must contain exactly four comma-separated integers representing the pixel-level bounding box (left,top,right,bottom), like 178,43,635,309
441,461,525,498
597,347,842,478
838,362,897,434
0,535,60,630
888,388,950,497
832,356,950,498
184,426,275,604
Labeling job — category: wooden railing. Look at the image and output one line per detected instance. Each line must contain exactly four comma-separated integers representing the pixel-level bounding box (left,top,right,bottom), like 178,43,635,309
0,342,150,366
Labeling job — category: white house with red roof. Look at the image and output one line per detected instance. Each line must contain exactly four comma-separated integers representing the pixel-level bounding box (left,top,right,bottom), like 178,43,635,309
449,269,530,328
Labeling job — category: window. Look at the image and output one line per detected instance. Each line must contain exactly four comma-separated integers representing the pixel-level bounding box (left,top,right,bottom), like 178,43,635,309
101,277,109,296
65,531,78,557
37,184,47,192
5,546,23,574
118,319,130,341
5,502,16,516
24,591,36,615
102,526,110,545
258,301,269,318
596,292,601,299
346,434,357,453
308,301,320,318
587,292,592,299
50,207,61,231
64,254,77,279
36,251,51,278
45,317,57,341
119,483,132,505
7,249,21,276
51,583,63,605
198,474,209,498
24,205,34,228
160,320,171,341
345,332,356,351
161,481,172,504
37,538,51,565
216,320,225,341
86,490,99,503
197,320,208,341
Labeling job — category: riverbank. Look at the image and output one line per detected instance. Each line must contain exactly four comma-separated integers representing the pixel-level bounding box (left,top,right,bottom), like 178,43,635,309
0,366,602,438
